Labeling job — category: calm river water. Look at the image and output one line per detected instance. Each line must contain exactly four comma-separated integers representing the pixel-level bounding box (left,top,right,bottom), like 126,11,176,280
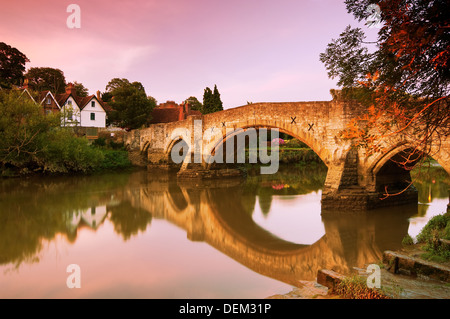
0,164,448,298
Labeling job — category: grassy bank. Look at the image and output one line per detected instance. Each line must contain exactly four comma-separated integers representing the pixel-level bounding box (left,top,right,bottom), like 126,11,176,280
0,128,133,177
0,90,132,177
240,140,323,166
402,212,450,263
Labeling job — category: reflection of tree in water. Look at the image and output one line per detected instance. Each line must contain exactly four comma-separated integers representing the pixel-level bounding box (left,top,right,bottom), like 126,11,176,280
0,172,149,267
245,164,328,217
108,201,152,241
240,183,257,216
411,165,449,217
258,187,273,217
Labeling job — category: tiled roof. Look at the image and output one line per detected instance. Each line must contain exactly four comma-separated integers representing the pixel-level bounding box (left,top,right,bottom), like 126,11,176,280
54,93,108,112
150,108,181,124
55,93,72,106
149,103,203,124
190,110,202,116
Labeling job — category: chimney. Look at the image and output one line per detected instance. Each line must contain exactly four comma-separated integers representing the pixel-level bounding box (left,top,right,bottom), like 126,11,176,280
65,83,76,95
96,90,101,99
178,105,185,121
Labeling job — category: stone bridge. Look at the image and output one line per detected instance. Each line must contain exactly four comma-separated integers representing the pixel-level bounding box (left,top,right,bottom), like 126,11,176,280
125,98,450,210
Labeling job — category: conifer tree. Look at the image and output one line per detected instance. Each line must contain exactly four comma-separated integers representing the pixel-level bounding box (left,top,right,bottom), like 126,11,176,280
202,85,223,114
202,86,214,114
212,84,223,113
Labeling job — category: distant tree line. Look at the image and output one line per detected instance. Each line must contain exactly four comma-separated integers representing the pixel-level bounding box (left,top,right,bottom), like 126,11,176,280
1,41,225,132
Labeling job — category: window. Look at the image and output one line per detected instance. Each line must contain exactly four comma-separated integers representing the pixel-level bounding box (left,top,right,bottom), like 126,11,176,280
68,111,73,121
90,113,95,121
91,101,95,107
68,100,72,106
46,97,51,104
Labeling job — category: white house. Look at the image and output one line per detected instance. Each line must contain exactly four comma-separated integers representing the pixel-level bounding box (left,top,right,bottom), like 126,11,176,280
59,94,81,126
79,96,107,128
56,83,107,128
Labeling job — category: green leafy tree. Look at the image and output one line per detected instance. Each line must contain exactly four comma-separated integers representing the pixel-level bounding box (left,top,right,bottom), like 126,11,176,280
0,42,29,89
0,90,59,170
320,0,449,166
105,78,155,130
185,96,203,113
24,67,66,94
0,90,103,174
73,81,89,97
101,91,113,103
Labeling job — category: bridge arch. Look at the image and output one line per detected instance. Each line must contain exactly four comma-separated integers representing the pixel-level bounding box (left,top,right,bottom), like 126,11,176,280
367,142,450,193
202,123,331,170
142,141,150,154
164,136,190,168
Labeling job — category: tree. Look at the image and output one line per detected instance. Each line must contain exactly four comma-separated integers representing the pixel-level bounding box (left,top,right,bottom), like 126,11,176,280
0,90,103,174
320,0,449,169
185,96,203,113
0,42,29,89
0,90,58,169
101,91,113,103
202,85,223,114
73,81,89,97
25,67,66,94
105,78,155,130
212,84,224,113
202,87,214,114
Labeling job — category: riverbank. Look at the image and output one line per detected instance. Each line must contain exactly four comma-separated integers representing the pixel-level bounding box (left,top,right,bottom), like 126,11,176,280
267,213,450,299
267,256,450,299
1,142,133,178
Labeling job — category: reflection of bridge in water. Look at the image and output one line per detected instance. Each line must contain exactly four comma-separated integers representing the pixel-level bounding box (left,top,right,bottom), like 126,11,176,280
124,172,415,286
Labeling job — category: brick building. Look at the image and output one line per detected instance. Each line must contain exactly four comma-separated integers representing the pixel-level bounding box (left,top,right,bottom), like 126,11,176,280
150,100,202,124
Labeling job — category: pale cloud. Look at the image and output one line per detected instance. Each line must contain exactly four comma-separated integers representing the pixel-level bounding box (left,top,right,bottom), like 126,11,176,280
23,34,158,93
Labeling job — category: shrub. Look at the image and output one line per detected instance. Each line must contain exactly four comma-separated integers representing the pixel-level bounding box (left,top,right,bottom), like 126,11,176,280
97,149,131,170
92,137,107,147
402,234,414,245
284,138,308,148
333,276,389,299
444,222,450,240
109,140,125,150
416,213,450,244
37,129,104,173
416,213,450,261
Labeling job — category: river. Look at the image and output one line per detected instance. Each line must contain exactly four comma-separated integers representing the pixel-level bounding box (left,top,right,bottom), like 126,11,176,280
0,164,448,298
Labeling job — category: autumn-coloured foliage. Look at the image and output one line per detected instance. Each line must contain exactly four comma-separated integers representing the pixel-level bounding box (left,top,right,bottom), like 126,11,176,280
333,276,390,299
323,0,449,171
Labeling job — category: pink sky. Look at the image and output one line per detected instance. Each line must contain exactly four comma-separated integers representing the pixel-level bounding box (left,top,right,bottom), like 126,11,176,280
1,0,378,108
